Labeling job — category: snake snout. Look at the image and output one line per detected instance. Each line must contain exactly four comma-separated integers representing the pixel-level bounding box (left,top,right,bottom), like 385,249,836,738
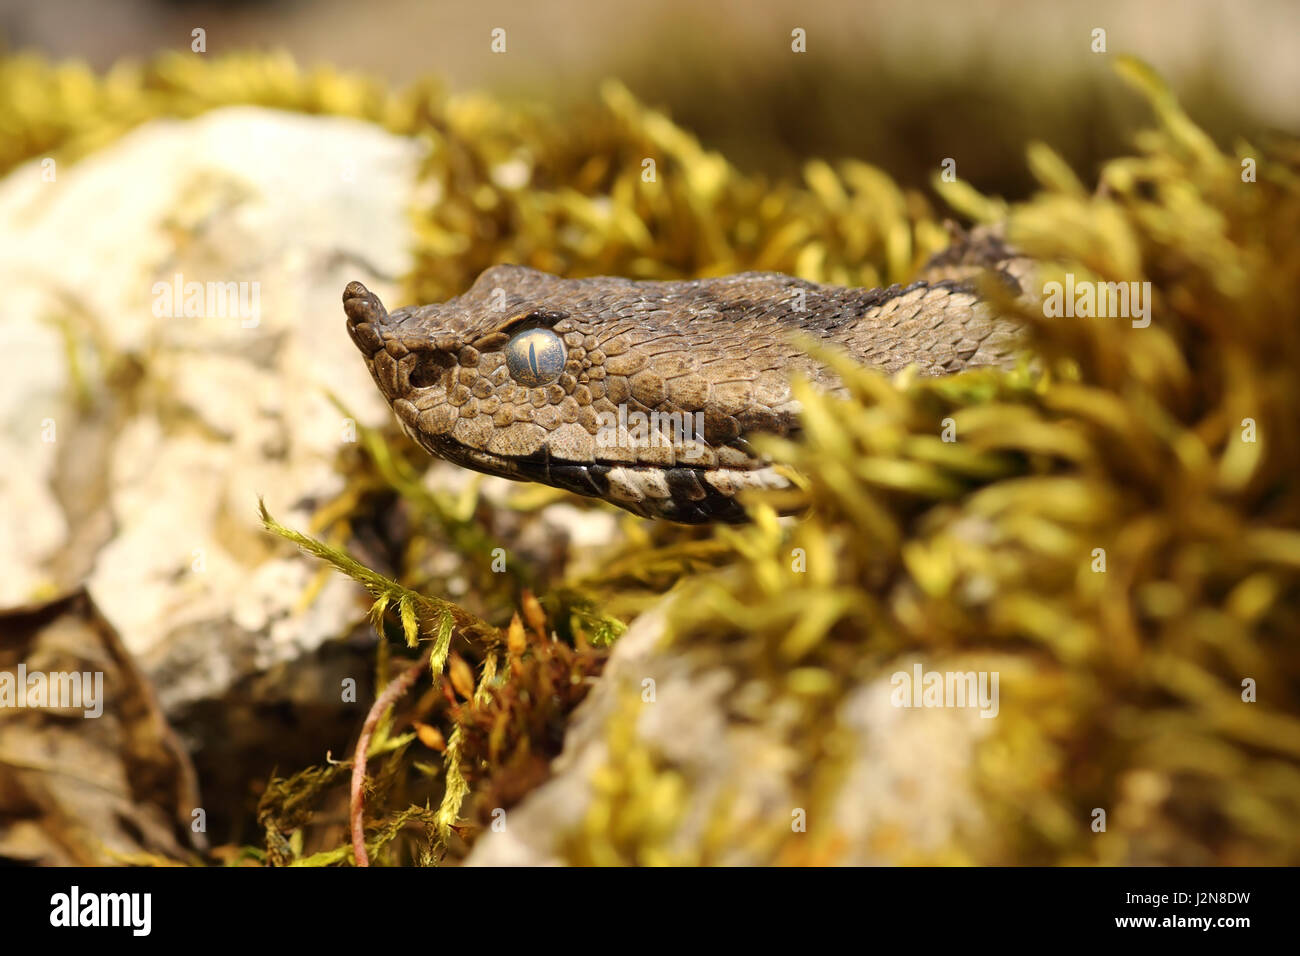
342,281,388,324
342,281,391,353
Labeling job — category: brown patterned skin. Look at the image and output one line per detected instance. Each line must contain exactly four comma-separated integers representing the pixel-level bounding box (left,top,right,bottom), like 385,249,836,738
344,228,1027,522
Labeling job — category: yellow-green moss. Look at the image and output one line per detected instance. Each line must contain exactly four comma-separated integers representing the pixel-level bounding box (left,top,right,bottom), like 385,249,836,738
575,56,1300,865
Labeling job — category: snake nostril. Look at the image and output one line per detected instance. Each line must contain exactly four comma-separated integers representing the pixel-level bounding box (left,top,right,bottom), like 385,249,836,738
409,350,456,389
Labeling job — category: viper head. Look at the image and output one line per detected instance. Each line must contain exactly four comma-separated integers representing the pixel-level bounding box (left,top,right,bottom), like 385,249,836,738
343,266,815,522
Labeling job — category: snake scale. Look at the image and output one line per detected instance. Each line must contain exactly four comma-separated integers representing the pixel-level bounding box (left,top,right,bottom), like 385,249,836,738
344,227,1031,522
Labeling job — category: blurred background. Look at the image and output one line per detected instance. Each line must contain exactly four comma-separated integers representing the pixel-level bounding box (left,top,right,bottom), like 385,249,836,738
2,0,1296,197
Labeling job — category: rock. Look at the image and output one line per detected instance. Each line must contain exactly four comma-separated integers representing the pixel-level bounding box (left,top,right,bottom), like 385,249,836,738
0,108,439,843
0,589,201,864
466,596,1015,865
0,107,423,706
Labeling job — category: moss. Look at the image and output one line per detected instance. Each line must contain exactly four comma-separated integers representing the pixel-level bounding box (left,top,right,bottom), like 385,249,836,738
571,56,1300,864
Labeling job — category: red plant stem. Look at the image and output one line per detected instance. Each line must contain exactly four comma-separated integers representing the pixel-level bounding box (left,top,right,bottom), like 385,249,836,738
351,646,434,867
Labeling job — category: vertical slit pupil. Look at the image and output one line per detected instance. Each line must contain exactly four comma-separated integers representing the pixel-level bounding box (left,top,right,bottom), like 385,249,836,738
506,326,565,385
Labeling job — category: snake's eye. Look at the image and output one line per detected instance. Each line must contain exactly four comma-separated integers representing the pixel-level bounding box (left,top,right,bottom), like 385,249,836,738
504,327,566,386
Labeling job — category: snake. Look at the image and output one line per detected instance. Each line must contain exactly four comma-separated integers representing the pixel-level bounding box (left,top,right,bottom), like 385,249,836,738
344,227,1031,523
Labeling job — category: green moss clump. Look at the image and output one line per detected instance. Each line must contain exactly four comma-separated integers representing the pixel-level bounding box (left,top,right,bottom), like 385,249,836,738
579,57,1300,865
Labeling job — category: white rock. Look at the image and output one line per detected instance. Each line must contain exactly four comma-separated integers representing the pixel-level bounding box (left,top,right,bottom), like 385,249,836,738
0,107,425,708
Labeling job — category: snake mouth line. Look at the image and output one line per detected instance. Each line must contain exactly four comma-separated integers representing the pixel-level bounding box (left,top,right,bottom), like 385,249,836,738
397,420,784,523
